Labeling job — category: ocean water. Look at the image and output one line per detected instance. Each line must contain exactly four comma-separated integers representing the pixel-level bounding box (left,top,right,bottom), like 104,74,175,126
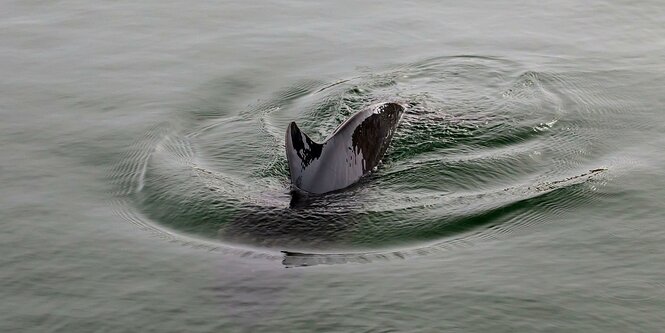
2,1,665,331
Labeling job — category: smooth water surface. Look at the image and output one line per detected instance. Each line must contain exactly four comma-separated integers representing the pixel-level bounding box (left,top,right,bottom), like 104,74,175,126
2,1,665,331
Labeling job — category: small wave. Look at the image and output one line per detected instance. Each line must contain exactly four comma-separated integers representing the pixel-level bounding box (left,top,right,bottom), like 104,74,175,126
108,56,631,266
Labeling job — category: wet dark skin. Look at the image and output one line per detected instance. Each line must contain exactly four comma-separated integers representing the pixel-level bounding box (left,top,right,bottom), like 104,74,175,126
285,102,404,195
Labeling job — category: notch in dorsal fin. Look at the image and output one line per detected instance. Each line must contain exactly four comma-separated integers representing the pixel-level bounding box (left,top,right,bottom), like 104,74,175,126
285,122,324,187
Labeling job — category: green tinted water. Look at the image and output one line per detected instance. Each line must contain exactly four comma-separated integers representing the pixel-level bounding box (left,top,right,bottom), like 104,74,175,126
2,1,665,331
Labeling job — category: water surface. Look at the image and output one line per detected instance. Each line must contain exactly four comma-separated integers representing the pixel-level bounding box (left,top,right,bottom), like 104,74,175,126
2,1,665,331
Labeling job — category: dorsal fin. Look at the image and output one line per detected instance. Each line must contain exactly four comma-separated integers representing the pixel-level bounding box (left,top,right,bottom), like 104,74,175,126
285,122,323,189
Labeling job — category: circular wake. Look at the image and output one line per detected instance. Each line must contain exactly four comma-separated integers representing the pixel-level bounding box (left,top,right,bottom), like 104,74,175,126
109,55,625,265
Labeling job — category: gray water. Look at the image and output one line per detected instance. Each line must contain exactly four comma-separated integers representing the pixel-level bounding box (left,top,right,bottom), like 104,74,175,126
3,1,665,332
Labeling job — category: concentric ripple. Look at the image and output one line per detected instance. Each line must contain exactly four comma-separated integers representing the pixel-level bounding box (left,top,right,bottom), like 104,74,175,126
109,55,635,265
